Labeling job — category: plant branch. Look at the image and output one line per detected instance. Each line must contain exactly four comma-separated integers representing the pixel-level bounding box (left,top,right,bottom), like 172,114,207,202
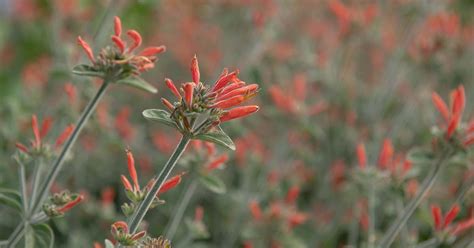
377,148,453,247
164,180,198,240
126,135,191,234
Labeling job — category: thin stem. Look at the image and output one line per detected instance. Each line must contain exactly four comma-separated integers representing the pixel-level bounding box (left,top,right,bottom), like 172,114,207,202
29,81,110,215
28,158,43,215
16,158,28,215
6,224,24,248
367,187,376,248
7,81,110,247
164,180,198,240
127,135,191,234
377,149,452,247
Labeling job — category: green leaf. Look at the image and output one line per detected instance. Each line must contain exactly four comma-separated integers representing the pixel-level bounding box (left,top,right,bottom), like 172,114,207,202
72,64,104,78
25,225,35,248
194,126,235,150
142,109,177,128
105,239,115,248
0,188,22,213
199,174,226,194
407,148,435,165
116,76,157,93
33,224,54,248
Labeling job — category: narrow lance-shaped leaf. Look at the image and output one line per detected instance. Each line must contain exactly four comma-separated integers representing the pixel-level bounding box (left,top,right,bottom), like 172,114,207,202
116,76,158,94
194,126,235,150
72,64,105,78
0,188,22,213
142,109,178,128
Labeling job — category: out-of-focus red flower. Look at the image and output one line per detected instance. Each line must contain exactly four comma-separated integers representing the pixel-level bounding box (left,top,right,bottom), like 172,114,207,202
432,85,471,145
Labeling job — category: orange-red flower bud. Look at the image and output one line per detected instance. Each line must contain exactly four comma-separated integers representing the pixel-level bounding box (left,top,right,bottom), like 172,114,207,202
77,36,95,63
114,16,122,36
140,46,166,57
219,105,259,122
165,78,181,99
58,195,84,213
183,83,194,108
126,30,142,53
55,124,74,148
191,55,200,85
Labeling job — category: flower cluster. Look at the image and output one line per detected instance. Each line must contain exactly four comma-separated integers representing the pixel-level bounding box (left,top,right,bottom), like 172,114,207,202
42,190,84,218
432,85,472,147
108,221,172,247
75,16,166,92
120,149,183,216
15,115,74,157
158,56,259,135
430,204,474,241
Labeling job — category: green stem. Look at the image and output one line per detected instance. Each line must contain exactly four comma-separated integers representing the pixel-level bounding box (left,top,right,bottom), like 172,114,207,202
28,158,43,215
164,180,198,240
30,81,110,215
368,187,376,248
16,158,28,215
127,135,191,234
7,80,110,247
6,224,24,248
377,149,452,247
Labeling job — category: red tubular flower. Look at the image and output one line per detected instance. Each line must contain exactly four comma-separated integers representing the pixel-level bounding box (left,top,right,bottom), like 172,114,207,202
356,143,367,169
164,78,181,100
378,139,393,169
157,174,183,194
432,85,466,139
111,35,126,53
249,200,263,221
285,185,300,205
114,16,122,36
77,36,95,63
432,92,450,122
57,195,84,213
431,205,442,230
218,81,246,96
451,218,474,236
161,98,175,111
443,204,460,228
32,115,41,148
216,84,259,102
183,83,194,108
121,175,133,191
15,143,29,153
212,70,239,92
191,55,200,85
220,106,259,122
126,30,142,53
205,154,228,171
40,117,53,138
126,150,139,191
212,95,245,109
55,124,74,148
140,46,166,57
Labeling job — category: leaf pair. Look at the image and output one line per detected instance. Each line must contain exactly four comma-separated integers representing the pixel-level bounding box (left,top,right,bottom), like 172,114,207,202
143,109,236,150
72,64,157,93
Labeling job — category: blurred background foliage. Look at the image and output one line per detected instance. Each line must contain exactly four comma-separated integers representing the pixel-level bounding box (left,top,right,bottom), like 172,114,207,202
0,0,473,247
